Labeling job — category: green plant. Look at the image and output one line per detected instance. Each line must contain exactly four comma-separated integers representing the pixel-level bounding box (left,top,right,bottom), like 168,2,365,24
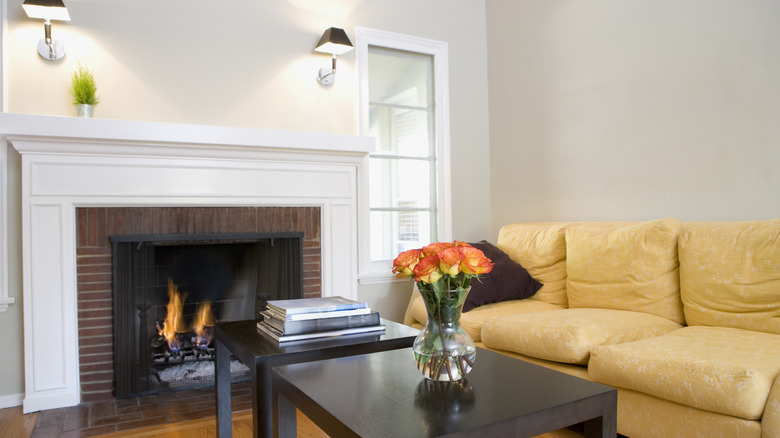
69,65,101,106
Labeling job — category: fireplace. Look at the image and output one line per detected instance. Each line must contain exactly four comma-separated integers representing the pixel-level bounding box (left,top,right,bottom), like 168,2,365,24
7,115,371,412
112,232,303,398
76,206,319,402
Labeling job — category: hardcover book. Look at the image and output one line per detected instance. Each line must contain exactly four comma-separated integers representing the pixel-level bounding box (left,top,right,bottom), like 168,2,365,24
261,310,381,335
256,320,385,343
266,296,368,316
264,305,372,321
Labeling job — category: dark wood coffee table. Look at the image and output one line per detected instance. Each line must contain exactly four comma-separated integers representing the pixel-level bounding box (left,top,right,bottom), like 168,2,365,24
214,319,419,437
271,347,617,438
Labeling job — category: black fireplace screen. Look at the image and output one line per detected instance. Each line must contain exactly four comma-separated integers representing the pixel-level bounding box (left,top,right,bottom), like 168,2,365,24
112,232,303,398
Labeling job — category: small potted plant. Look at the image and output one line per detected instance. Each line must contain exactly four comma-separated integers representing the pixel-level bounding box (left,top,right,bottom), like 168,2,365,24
69,64,100,117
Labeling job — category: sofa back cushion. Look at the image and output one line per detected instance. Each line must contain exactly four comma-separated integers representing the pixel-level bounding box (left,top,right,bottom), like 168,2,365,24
565,218,685,324
497,223,571,308
679,219,780,334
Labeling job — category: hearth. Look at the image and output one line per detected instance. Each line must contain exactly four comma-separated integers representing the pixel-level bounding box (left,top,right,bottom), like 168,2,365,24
112,232,303,398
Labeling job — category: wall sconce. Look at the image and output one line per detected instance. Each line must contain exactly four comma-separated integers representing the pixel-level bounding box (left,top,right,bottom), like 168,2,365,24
314,27,353,86
22,0,71,62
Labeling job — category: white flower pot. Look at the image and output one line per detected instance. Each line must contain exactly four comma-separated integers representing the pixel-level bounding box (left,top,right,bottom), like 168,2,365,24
75,104,95,118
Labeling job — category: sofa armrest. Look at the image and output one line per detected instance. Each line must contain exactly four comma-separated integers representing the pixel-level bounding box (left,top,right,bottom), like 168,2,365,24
402,284,420,327
763,374,780,438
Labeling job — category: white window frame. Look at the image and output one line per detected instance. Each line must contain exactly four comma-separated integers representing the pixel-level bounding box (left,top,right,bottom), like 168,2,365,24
355,27,452,283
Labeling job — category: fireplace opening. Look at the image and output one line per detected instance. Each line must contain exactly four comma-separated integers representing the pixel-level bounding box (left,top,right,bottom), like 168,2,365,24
112,232,303,398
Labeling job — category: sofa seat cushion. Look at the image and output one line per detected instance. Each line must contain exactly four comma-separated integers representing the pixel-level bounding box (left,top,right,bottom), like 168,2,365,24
408,293,563,342
589,326,780,420
565,218,685,324
679,219,780,335
481,308,682,365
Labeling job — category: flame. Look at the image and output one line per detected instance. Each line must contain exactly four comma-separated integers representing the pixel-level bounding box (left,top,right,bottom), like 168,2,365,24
157,278,217,352
159,279,187,352
192,301,215,349
193,301,214,337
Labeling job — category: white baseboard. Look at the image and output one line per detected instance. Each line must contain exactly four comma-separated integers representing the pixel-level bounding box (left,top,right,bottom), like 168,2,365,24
0,393,23,409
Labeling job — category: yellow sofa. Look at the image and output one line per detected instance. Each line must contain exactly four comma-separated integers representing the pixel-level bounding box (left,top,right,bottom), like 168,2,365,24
403,218,780,438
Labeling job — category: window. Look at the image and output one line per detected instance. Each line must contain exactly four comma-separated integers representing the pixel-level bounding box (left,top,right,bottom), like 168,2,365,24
356,28,451,281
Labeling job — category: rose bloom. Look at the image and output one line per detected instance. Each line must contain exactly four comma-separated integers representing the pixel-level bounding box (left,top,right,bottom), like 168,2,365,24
453,241,472,248
460,246,494,275
414,254,443,283
437,246,463,276
421,242,453,258
392,248,422,278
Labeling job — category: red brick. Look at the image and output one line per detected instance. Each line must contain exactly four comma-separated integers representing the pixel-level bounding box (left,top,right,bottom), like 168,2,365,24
80,362,113,373
78,264,111,275
80,371,113,383
77,316,112,328
79,327,113,338
192,207,203,233
80,392,114,404
78,273,112,283
76,247,111,256
79,308,113,319
77,209,88,247
96,209,108,247
78,336,112,347
186,209,196,234
78,255,112,266
78,300,111,311
81,381,114,395
132,208,143,234
106,209,117,237
80,344,113,356
243,208,257,232
79,291,113,302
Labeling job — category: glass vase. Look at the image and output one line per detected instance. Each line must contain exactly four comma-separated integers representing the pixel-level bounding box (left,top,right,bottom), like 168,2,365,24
413,286,476,381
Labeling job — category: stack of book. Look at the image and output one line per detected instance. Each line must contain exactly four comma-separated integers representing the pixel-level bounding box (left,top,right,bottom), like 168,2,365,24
257,296,384,342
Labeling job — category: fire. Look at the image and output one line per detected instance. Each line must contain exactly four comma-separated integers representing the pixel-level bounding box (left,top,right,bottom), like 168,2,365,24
192,301,215,349
157,278,216,352
159,279,187,351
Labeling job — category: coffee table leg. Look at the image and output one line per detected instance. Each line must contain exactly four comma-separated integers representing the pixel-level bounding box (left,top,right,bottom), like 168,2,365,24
215,340,232,438
273,387,297,438
583,401,617,438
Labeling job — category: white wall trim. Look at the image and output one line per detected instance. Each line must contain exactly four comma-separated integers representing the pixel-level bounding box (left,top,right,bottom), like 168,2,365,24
355,27,452,280
0,393,23,409
1,0,7,112
0,139,11,312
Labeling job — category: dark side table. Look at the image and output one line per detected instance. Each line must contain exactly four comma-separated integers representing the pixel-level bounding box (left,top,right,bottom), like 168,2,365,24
214,319,419,437
272,347,617,438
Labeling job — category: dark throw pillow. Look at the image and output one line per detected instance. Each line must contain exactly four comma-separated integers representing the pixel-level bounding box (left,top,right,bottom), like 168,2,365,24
462,241,542,312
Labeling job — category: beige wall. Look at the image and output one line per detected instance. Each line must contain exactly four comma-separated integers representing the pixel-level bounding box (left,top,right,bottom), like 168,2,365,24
1,0,490,400
487,0,780,237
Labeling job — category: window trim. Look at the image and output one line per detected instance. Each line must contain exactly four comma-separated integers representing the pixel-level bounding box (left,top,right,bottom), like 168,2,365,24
355,27,452,283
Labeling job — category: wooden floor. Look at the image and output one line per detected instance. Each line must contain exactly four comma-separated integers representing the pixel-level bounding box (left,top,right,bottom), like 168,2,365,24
0,406,330,438
0,404,573,438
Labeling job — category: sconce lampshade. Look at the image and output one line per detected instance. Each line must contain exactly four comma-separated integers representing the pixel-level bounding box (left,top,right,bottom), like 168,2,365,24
22,0,70,21
314,27,353,55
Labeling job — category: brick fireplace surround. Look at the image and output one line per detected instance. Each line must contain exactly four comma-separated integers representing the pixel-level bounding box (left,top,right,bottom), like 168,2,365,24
1,113,372,413
76,206,321,402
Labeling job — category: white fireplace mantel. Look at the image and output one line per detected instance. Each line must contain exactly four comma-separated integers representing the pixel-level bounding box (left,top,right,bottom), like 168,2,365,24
0,113,373,413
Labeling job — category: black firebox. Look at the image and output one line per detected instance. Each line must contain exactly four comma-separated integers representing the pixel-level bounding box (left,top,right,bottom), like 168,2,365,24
111,232,303,398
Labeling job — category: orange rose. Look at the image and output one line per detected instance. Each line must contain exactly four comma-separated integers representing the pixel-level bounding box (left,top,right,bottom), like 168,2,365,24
414,254,443,284
453,241,472,248
437,246,463,276
460,246,494,275
421,242,453,258
392,249,422,278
